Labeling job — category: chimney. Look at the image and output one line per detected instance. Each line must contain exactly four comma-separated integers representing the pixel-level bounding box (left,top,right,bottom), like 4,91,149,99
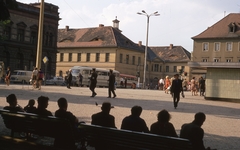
65,25,69,32
169,44,173,49
99,24,104,27
138,41,142,47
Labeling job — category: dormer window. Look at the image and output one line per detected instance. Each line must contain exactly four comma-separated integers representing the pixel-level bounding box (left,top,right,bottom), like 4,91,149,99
229,22,236,33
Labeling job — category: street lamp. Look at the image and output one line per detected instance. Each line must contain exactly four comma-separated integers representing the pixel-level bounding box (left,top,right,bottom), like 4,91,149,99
137,10,159,89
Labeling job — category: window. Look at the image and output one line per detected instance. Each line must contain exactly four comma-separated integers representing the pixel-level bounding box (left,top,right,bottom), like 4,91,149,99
68,53,72,62
120,54,123,63
77,53,81,62
226,58,232,62
30,31,37,44
213,58,220,62
45,32,49,46
181,66,185,72
226,42,232,51
173,66,177,72
203,43,208,51
132,56,135,65
202,58,208,62
166,66,169,72
138,57,141,65
159,66,162,72
105,53,109,62
86,53,90,62
214,42,220,51
154,64,159,72
49,33,53,46
126,55,129,64
96,53,100,62
3,26,11,40
17,28,24,42
60,53,64,62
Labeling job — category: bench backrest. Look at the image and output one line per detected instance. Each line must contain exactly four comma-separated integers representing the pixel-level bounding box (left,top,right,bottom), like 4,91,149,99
79,123,193,150
0,109,72,138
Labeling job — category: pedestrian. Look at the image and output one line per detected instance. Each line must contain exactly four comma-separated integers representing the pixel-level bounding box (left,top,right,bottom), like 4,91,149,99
170,74,183,109
150,109,178,137
89,68,98,97
78,72,83,87
66,69,72,89
5,66,11,86
124,77,127,88
121,105,149,133
180,112,217,150
191,77,196,96
158,77,164,90
164,76,171,94
108,69,116,98
37,69,44,90
32,67,38,88
199,77,206,96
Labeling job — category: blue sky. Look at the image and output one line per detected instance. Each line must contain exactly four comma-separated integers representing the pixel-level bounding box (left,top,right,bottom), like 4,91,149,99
19,0,240,52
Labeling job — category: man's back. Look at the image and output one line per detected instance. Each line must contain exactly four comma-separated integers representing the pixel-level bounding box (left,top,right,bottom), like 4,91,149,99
121,115,149,132
91,111,116,128
180,122,205,150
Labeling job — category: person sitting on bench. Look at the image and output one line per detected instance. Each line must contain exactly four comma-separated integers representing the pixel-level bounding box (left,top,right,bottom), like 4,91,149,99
4,94,24,112
33,96,52,116
121,105,149,133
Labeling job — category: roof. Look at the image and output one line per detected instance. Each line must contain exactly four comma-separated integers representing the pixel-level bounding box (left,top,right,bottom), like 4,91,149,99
58,26,142,51
150,45,191,62
57,25,161,61
192,13,240,39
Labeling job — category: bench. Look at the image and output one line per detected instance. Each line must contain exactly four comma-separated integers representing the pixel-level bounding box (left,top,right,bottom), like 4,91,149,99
0,109,83,150
78,123,193,150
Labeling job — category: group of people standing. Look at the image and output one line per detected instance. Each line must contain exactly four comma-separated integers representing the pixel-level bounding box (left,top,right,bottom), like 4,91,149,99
190,76,206,96
65,68,117,98
31,67,44,90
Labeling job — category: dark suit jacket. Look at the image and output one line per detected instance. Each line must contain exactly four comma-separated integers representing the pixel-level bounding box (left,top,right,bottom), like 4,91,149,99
91,112,116,128
108,74,115,88
171,79,183,93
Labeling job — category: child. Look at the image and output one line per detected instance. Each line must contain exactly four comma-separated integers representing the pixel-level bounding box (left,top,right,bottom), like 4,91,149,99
24,99,37,113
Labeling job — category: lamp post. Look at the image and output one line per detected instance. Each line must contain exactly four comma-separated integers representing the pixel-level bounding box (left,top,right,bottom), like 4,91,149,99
137,10,159,89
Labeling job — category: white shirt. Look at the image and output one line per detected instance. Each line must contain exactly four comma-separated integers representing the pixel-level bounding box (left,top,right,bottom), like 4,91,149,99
159,79,164,84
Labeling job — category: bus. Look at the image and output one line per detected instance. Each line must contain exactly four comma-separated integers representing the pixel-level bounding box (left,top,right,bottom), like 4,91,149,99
70,66,120,87
119,74,139,88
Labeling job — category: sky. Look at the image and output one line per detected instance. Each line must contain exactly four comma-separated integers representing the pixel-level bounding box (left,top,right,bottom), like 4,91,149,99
18,0,240,52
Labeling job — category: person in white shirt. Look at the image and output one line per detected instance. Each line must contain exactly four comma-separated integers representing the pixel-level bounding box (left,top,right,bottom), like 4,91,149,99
158,78,164,90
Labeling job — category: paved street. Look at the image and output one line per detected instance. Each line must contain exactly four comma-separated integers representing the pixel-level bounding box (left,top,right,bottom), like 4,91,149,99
0,84,240,150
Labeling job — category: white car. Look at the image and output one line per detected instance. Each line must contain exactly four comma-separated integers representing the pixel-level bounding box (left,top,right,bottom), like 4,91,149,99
45,76,66,86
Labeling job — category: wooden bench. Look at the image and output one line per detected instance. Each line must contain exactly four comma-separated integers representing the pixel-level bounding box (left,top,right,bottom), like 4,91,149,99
78,123,194,150
0,109,82,150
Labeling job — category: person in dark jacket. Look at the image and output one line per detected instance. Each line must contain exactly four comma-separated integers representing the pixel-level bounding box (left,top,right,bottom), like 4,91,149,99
170,74,183,109
150,109,178,137
108,69,116,98
89,68,98,97
180,112,216,150
33,96,52,116
121,105,149,133
66,69,72,89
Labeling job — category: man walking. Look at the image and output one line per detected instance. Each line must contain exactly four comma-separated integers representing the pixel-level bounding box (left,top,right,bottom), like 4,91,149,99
170,74,183,109
66,69,72,89
108,69,116,98
90,68,98,97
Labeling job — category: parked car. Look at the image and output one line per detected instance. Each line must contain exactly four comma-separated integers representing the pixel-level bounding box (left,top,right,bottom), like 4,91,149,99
45,76,65,86
10,70,32,84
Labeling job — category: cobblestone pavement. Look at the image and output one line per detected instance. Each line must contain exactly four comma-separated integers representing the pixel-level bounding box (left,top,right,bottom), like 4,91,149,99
0,84,240,150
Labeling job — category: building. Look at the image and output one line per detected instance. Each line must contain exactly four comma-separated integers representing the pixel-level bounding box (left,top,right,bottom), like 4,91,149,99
0,1,60,77
150,44,191,81
189,13,240,101
57,18,164,86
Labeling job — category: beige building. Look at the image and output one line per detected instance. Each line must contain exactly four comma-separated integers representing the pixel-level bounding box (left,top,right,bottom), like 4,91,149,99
189,13,240,101
57,19,191,87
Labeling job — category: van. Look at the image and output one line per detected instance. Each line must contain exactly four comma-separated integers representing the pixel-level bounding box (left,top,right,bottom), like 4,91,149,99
10,70,32,84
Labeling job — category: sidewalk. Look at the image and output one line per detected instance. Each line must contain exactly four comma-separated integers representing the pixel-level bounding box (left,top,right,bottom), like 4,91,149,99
0,84,239,150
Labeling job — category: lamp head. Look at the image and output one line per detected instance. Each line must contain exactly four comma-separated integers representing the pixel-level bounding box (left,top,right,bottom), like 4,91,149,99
142,10,146,13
